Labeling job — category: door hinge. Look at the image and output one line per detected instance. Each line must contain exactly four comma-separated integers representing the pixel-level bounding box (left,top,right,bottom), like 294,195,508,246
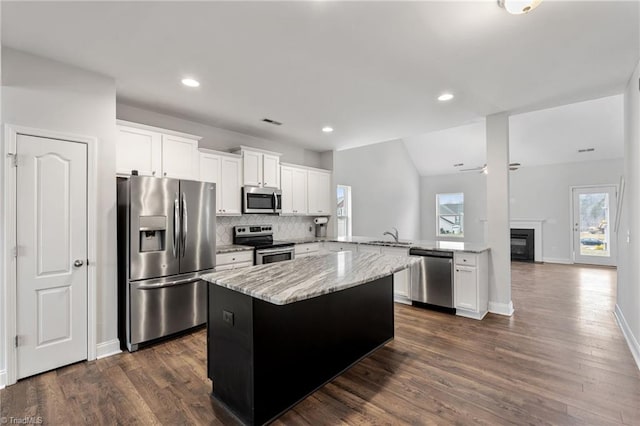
15,335,19,347
7,153,17,167
13,246,18,258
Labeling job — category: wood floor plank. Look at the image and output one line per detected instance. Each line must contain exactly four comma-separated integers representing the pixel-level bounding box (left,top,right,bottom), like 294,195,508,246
1,262,639,424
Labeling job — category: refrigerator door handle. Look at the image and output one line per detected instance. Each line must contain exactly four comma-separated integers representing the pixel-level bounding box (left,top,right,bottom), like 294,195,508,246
182,192,188,258
173,194,180,258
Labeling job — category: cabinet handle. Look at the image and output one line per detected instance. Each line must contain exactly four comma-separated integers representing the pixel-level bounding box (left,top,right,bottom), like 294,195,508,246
152,171,156,176
164,172,167,176
264,182,268,185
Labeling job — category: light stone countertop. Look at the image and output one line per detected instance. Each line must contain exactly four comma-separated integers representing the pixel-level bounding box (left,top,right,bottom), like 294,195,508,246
289,236,489,253
203,251,421,305
216,244,254,254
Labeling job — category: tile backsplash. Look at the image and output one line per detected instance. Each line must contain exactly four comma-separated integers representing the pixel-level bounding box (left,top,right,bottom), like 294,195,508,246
216,215,318,244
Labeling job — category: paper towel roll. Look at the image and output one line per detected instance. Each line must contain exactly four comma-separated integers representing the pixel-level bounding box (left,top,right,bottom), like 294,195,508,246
313,217,328,225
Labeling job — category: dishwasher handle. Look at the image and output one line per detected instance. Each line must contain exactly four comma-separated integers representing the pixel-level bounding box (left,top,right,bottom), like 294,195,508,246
409,248,454,259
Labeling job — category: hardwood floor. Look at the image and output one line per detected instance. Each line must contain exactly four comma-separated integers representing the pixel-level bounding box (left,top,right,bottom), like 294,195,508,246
2,262,639,425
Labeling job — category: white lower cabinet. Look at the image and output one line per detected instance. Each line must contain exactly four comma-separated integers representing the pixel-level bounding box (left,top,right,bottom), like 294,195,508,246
295,243,320,258
454,251,489,320
216,251,254,271
380,246,412,304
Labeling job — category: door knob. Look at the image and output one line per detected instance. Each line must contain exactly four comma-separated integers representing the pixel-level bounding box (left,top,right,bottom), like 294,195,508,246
74,259,84,268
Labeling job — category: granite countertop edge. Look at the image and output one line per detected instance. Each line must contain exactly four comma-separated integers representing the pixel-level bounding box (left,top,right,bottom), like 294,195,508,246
215,244,254,254
288,236,489,253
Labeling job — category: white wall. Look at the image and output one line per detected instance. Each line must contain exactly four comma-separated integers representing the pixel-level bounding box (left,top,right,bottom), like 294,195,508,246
420,159,624,262
420,173,487,242
1,48,118,377
616,59,640,369
333,139,420,240
117,103,323,168
510,159,623,263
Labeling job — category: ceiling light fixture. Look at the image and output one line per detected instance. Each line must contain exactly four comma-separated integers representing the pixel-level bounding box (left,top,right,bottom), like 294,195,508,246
497,0,542,15
322,126,334,133
181,78,200,88
438,93,454,102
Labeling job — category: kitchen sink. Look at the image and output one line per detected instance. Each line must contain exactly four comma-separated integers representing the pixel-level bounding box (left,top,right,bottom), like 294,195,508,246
366,240,412,245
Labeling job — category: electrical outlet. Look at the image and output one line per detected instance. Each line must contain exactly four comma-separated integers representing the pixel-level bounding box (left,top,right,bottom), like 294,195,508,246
222,310,234,326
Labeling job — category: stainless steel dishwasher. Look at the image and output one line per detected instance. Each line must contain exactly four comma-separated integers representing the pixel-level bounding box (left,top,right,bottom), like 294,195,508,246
409,248,455,312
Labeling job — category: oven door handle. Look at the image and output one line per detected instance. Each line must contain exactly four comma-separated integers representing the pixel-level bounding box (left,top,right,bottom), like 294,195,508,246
256,247,295,255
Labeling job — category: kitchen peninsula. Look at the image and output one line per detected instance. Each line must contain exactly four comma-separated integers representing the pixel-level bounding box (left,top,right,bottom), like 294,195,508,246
203,251,420,425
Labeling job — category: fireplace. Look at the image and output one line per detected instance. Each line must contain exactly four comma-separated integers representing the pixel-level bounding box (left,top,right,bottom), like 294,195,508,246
511,228,535,262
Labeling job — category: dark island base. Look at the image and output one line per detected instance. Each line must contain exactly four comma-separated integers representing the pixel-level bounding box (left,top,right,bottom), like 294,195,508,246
207,276,395,426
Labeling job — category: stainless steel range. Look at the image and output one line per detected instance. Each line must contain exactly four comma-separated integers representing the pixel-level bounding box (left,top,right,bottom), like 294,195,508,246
233,225,295,264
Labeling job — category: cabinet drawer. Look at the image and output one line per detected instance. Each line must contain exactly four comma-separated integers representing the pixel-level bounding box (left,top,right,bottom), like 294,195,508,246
217,251,254,266
295,243,320,255
455,252,477,266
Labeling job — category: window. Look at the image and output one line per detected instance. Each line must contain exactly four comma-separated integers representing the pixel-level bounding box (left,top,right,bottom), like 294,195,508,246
437,193,464,237
337,185,352,238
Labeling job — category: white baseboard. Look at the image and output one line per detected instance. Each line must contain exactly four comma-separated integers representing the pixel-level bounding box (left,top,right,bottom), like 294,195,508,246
457,309,487,321
96,339,122,359
0,369,6,389
489,300,514,316
394,296,412,306
542,257,572,264
614,305,640,371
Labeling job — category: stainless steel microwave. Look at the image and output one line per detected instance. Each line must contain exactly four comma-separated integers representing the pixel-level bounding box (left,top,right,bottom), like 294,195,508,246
243,186,282,214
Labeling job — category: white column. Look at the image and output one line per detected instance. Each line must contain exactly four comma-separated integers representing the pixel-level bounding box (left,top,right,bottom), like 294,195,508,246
486,113,513,315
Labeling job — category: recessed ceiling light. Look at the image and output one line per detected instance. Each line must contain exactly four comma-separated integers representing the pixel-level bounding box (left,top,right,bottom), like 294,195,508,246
322,126,334,133
438,93,454,102
497,0,543,15
181,78,200,88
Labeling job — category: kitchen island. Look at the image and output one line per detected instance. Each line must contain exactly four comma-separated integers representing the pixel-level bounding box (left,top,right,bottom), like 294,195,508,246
203,251,419,425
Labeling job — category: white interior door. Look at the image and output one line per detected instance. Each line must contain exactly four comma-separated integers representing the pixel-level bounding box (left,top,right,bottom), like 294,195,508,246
572,186,617,266
16,134,88,379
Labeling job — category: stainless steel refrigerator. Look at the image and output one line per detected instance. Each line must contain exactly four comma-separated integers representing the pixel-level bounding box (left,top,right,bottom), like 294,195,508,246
117,176,216,352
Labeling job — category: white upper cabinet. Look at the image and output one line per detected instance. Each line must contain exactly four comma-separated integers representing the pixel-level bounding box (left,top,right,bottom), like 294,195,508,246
235,147,281,189
281,166,308,215
199,149,242,216
308,170,331,215
262,154,280,189
220,156,242,215
242,150,262,187
116,121,200,180
161,134,199,180
116,125,162,176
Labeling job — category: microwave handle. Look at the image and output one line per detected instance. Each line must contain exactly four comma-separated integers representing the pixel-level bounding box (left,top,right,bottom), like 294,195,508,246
273,192,278,211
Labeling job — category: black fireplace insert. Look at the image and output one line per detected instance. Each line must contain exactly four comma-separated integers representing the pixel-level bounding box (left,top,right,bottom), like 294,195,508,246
511,228,534,262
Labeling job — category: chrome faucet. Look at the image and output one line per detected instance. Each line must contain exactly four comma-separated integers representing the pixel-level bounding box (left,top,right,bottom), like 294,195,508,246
383,227,399,243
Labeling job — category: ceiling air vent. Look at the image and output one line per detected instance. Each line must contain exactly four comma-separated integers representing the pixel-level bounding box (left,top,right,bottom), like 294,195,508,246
453,163,464,167
577,148,595,153
262,118,283,126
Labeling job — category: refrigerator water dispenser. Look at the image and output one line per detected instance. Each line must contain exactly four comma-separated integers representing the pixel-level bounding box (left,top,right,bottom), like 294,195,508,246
139,215,167,252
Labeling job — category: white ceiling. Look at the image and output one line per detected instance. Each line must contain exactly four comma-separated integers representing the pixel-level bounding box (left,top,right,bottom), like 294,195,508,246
2,1,638,152
403,94,624,176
